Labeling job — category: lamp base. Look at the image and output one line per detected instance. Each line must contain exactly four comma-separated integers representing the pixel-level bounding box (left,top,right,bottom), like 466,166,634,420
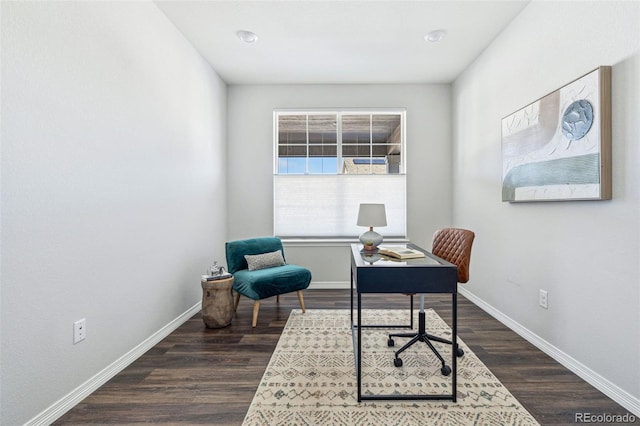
359,228,383,248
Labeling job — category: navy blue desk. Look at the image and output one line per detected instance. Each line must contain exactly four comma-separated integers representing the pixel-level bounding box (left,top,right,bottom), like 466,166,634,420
350,243,458,402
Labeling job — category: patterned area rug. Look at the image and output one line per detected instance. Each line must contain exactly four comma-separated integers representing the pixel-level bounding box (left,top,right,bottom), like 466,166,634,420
242,309,539,426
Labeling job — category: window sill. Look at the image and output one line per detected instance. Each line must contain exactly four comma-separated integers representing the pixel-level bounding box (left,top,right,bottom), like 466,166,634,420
280,237,410,247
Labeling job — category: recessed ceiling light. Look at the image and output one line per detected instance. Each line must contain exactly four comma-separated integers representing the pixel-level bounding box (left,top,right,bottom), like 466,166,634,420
425,29,447,43
237,30,258,43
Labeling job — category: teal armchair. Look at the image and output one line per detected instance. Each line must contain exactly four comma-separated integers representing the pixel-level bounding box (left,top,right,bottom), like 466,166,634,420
225,237,312,327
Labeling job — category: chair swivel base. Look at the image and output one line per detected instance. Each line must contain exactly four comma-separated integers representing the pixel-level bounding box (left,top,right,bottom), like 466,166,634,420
388,311,464,376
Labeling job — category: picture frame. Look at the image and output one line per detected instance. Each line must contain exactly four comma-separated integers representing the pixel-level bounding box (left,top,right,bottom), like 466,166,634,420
501,67,611,202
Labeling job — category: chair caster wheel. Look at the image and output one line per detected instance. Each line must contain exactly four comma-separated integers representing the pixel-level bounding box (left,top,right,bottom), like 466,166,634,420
456,347,464,357
441,365,451,376
387,338,395,347
394,357,403,367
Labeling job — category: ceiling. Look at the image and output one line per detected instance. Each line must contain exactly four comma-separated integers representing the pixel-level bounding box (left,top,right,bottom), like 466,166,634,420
154,0,529,85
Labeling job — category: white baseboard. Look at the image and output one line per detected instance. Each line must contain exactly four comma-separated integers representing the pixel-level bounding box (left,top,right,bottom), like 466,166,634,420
25,301,202,426
308,280,350,290
459,287,640,417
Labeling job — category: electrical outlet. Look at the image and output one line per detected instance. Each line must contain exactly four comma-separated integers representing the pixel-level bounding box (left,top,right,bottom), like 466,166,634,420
74,318,86,344
539,290,548,309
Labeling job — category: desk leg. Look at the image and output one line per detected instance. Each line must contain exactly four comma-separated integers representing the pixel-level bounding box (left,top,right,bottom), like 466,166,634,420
410,294,414,329
357,291,362,402
350,266,354,325
452,292,457,403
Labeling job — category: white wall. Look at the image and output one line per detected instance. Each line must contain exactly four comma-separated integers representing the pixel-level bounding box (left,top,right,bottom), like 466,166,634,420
226,84,451,285
452,0,640,412
0,2,227,424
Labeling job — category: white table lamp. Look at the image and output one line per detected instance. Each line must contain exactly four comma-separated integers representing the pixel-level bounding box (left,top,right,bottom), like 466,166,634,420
357,203,387,248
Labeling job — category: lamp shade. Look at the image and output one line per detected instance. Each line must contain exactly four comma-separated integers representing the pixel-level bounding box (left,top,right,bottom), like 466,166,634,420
357,203,387,227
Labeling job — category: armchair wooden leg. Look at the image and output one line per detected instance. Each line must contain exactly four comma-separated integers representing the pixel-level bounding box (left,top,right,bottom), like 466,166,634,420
252,301,260,328
276,295,280,303
234,293,241,312
297,290,306,313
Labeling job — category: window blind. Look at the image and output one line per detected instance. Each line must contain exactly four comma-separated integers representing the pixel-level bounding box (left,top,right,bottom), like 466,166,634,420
274,174,406,238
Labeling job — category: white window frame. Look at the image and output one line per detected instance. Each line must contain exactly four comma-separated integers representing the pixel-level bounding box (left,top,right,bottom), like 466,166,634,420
274,108,406,175
273,108,407,239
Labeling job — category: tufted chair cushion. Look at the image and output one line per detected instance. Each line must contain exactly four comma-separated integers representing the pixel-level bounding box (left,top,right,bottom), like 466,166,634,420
431,228,475,284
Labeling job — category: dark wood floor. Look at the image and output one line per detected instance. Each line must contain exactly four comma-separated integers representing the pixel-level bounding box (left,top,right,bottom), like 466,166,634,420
54,290,632,425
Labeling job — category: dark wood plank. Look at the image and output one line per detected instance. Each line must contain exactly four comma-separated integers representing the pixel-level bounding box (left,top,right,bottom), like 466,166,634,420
54,290,632,425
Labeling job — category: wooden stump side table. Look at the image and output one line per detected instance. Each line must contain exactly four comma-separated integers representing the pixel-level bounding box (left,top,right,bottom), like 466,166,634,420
201,276,234,328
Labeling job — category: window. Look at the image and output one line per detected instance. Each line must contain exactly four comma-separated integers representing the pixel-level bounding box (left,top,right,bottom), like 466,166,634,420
276,112,403,175
274,109,406,238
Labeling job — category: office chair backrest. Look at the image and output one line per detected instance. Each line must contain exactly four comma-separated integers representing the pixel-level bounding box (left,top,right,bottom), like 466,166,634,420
432,228,475,284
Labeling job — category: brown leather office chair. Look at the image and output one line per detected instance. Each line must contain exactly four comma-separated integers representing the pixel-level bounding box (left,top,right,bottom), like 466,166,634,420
388,228,475,375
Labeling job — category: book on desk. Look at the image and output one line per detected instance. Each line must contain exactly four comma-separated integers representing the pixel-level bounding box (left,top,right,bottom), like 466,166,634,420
377,245,426,259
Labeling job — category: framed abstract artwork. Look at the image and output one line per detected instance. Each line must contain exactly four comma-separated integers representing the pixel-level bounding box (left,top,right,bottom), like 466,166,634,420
501,67,611,202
